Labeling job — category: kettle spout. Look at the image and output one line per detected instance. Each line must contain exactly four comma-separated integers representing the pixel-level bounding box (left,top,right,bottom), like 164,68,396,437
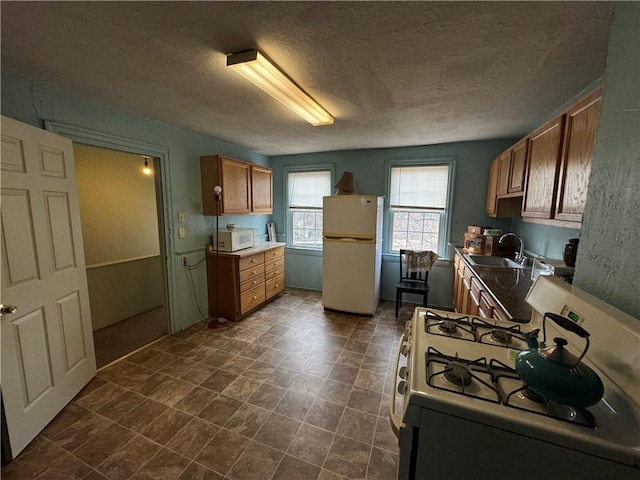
524,329,540,349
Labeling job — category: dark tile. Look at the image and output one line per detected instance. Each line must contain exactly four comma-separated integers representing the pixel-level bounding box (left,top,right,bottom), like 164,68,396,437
354,369,385,393
266,366,299,388
224,403,271,437
201,350,232,367
254,412,300,451
74,382,127,411
0,440,66,480
149,378,195,406
242,361,275,380
238,343,269,360
217,355,251,375
305,399,345,432
336,351,364,368
200,369,237,392
158,356,198,377
130,448,190,479
226,440,282,480
324,434,371,478
374,416,399,452
272,454,321,480
127,347,162,365
173,386,217,415
367,446,399,480
178,462,224,480
41,403,91,439
118,399,168,432
304,358,336,377
289,373,325,396
166,418,219,459
247,383,286,410
198,394,243,426
95,390,146,421
317,379,352,405
97,435,160,480
74,377,107,400
328,364,359,384
51,412,112,452
287,423,334,467
141,408,193,445
195,429,248,475
179,364,217,385
96,360,137,382
274,391,314,421
73,422,135,467
130,372,175,396
35,454,91,479
336,407,377,444
220,375,262,402
109,365,154,389
347,387,382,415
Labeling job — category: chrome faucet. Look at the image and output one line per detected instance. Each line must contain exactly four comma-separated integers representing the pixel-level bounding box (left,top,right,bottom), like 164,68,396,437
499,233,527,265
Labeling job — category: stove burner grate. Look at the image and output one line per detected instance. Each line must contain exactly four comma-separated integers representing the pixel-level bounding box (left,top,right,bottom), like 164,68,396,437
425,311,476,341
438,320,459,334
444,360,473,387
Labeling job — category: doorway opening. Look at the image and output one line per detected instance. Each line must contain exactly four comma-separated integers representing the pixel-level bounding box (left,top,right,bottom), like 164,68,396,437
74,144,167,367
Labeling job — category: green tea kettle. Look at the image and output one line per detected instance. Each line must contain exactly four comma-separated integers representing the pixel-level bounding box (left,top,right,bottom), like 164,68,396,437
515,312,604,408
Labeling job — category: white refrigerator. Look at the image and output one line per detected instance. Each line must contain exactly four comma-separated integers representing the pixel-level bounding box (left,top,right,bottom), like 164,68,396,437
322,195,384,315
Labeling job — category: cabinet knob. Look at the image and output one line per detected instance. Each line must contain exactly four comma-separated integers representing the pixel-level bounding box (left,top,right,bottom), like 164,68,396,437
252,295,257,300
274,270,279,275
275,284,279,288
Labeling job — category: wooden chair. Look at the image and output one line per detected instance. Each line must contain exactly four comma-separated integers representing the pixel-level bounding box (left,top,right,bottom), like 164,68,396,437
395,249,430,317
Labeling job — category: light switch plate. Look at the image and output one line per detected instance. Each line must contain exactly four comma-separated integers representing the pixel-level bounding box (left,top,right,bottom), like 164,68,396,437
178,227,186,238
178,212,185,223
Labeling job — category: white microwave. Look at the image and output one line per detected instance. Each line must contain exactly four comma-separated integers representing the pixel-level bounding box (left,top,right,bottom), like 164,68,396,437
212,228,257,252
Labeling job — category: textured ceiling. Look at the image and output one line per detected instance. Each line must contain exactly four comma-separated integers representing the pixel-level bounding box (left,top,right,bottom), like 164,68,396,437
1,1,613,155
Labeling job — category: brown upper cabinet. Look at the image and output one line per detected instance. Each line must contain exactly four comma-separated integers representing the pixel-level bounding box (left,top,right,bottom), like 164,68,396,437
201,155,273,215
521,115,566,219
508,137,529,194
555,88,602,222
486,85,601,226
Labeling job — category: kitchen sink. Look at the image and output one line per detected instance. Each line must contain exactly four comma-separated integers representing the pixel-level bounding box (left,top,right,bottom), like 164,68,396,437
465,255,524,269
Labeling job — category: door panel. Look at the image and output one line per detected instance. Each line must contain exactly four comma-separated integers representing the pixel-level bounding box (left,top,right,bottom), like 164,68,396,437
1,115,96,459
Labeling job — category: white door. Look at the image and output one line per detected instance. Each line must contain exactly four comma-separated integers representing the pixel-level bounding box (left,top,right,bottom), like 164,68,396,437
1,115,96,458
323,195,379,239
322,238,378,315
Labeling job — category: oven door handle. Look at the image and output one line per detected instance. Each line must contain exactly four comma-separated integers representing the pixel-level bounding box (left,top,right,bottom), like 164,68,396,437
389,335,405,436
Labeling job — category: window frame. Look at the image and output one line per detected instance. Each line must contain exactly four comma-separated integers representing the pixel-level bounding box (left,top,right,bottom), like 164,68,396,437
284,165,335,250
384,158,456,257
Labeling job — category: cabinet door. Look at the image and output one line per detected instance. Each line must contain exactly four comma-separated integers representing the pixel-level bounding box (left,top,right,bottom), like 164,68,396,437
508,138,529,194
521,116,565,219
555,89,602,222
220,157,251,214
251,165,273,213
485,157,499,216
496,151,511,196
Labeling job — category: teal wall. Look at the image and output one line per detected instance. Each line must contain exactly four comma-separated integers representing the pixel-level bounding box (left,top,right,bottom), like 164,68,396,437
573,1,640,318
1,73,271,332
511,219,581,260
270,141,517,308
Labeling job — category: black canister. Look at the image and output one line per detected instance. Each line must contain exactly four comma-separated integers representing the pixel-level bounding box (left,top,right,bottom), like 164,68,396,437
562,238,579,267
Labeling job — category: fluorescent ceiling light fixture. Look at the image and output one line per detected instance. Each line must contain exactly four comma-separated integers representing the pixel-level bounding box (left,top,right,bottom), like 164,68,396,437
227,49,334,126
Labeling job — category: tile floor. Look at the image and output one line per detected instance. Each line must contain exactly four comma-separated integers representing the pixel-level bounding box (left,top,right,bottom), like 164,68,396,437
2,288,413,480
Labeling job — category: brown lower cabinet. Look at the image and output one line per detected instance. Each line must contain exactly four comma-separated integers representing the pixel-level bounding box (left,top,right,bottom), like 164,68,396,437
207,244,285,321
453,252,509,322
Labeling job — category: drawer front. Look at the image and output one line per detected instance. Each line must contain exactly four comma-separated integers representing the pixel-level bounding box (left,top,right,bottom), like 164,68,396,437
265,257,284,274
239,252,264,271
463,266,474,288
266,273,285,299
240,274,265,293
239,263,265,283
470,278,483,302
240,283,265,314
265,245,284,260
479,293,494,317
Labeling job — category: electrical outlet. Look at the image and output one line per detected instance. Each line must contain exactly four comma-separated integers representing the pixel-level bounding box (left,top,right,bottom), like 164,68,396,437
181,255,188,266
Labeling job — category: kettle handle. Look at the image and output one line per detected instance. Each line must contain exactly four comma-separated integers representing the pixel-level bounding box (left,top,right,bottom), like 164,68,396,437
543,312,590,365
545,312,590,338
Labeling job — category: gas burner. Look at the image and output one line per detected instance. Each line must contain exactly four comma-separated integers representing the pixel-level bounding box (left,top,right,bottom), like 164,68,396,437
438,320,459,334
444,360,473,387
490,329,512,345
521,386,546,404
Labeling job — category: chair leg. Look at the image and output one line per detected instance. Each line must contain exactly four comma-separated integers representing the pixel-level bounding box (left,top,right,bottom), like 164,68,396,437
423,292,428,308
395,290,401,318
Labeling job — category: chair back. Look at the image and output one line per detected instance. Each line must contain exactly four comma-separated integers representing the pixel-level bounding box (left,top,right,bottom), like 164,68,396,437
399,249,429,284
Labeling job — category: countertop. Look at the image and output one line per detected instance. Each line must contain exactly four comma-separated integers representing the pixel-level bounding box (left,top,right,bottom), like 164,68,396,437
206,242,285,258
454,247,534,323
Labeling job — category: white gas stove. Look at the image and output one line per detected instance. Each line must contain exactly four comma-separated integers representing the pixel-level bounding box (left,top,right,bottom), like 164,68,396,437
390,276,640,480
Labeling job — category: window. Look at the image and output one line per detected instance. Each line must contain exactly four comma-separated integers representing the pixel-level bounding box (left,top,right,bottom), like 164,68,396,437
388,164,452,255
288,170,331,248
